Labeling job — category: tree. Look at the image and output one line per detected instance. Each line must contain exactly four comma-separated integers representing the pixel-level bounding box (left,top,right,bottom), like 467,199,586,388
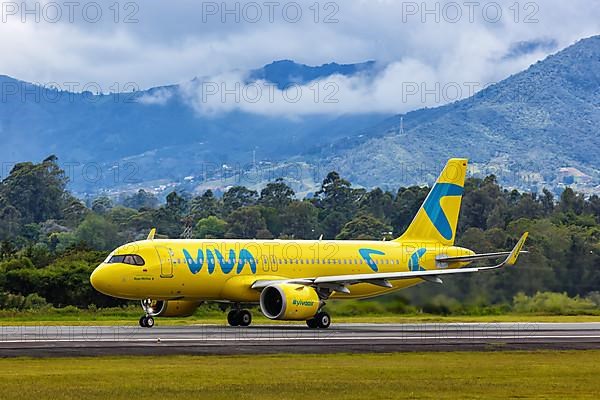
62,200,90,228
559,188,585,215
359,188,394,222
123,189,158,210
0,156,68,224
190,190,221,220
459,176,504,231
259,179,295,210
222,186,258,215
74,214,120,251
166,191,189,215
314,171,356,213
391,186,428,235
336,214,392,240
92,197,113,214
0,206,22,240
540,189,555,215
281,201,318,239
226,207,267,238
194,216,228,239
313,171,361,238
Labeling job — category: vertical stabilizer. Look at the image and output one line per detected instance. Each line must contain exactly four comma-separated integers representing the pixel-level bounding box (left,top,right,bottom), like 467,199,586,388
397,159,468,245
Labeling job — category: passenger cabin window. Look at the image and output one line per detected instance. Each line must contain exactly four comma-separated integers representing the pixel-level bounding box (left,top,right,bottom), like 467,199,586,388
108,254,145,266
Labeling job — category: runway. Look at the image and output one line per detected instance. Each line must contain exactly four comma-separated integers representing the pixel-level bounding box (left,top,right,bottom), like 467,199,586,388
1,322,600,357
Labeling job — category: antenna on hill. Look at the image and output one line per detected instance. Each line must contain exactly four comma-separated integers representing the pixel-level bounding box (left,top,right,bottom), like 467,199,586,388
399,116,405,135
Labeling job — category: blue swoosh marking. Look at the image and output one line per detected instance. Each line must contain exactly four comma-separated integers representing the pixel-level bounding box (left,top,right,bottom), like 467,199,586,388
359,248,386,272
423,183,463,240
408,248,427,272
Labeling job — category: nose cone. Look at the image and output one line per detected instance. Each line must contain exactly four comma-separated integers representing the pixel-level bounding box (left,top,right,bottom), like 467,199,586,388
90,264,112,295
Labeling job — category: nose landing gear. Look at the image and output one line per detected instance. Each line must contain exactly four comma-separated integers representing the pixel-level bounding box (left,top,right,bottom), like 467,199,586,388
139,298,161,328
139,315,155,328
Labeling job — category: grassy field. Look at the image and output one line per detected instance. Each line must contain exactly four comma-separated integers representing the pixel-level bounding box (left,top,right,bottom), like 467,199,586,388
0,351,598,399
0,312,598,326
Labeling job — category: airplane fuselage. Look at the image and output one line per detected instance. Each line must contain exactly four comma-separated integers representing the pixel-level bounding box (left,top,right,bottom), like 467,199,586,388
91,238,474,302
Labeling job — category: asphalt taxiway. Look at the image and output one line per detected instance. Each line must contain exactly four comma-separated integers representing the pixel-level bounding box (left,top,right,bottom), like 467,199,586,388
1,322,599,357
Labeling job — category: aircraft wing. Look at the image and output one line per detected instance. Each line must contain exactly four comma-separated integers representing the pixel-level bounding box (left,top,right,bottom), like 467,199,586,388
251,233,528,294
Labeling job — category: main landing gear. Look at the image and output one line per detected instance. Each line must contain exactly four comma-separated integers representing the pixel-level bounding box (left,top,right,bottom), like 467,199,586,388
306,311,331,329
227,309,252,327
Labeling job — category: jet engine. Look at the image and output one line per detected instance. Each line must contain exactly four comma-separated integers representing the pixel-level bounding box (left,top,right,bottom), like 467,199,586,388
260,284,321,320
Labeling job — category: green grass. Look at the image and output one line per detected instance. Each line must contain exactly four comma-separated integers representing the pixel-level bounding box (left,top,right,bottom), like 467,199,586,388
0,312,599,326
0,352,599,399
0,307,600,326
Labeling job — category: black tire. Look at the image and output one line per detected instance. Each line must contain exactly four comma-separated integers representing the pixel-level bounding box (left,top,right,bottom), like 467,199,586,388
145,316,155,328
315,311,331,329
306,318,318,329
139,316,147,328
238,310,252,327
227,310,240,326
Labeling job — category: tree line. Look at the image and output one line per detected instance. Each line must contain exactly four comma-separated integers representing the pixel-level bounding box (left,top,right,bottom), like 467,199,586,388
0,156,599,309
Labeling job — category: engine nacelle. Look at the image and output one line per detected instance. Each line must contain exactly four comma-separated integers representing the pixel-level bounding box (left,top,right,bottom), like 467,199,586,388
260,284,320,320
142,300,201,317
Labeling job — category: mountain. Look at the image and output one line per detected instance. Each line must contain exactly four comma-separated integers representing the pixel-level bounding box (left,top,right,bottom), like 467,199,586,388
0,61,386,194
2,36,600,197
248,60,377,89
314,35,600,194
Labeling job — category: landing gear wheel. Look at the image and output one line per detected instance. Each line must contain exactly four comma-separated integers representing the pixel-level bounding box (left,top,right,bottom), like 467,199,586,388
145,316,155,328
139,316,154,328
227,310,240,326
315,311,331,329
306,318,318,329
238,310,252,327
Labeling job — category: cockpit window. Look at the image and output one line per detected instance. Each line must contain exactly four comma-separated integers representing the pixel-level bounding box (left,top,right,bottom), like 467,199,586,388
107,254,145,266
123,255,135,265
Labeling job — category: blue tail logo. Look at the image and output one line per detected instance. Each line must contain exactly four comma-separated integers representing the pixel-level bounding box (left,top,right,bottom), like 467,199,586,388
422,183,463,240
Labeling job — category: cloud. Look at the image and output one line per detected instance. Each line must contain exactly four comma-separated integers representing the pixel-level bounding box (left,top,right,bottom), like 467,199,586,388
136,88,174,105
0,0,598,115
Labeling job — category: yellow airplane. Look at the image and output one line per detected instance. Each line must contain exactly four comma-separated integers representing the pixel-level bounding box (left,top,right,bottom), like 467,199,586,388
90,158,528,329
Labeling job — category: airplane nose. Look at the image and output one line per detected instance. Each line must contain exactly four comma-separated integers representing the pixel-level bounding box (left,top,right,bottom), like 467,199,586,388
90,265,111,295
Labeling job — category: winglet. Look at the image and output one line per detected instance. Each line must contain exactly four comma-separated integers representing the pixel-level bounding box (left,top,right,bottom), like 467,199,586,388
147,228,157,241
506,232,529,266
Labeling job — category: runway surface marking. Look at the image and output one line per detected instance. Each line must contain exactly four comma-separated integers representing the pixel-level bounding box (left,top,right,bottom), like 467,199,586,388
1,322,599,356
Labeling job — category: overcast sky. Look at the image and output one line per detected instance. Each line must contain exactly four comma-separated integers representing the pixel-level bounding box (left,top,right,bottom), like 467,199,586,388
1,0,599,115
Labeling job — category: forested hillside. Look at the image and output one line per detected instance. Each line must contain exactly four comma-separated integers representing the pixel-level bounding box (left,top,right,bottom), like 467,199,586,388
0,157,599,311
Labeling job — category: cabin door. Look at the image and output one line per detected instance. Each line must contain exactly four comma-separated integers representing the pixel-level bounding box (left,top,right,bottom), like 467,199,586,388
155,246,174,278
